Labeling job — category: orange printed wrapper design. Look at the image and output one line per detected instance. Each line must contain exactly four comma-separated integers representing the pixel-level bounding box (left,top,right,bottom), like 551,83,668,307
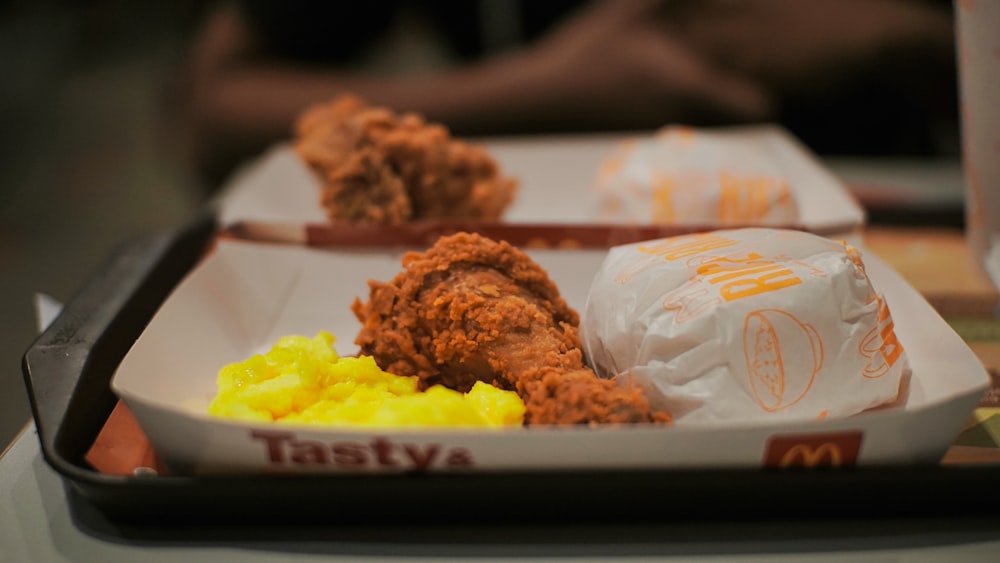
581,228,909,425
594,127,799,226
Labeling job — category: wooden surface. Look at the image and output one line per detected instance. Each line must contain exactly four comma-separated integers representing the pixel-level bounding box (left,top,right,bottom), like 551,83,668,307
862,226,1000,464
863,226,996,295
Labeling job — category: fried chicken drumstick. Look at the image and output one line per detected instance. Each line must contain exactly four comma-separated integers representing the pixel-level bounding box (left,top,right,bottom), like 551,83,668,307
351,232,671,425
294,95,517,224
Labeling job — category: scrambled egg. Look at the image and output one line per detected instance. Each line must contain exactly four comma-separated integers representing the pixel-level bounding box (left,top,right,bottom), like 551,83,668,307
208,331,524,427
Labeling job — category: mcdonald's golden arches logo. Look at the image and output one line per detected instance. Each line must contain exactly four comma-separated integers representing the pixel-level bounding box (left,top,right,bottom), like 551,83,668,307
763,430,863,468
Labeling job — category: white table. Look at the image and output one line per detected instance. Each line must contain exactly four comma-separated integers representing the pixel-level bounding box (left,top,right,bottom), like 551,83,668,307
4,422,1000,562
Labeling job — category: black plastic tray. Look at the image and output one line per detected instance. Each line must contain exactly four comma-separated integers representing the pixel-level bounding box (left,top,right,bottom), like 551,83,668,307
21,213,1000,528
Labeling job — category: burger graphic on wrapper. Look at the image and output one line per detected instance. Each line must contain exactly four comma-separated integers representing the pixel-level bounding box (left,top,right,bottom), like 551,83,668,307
743,309,824,413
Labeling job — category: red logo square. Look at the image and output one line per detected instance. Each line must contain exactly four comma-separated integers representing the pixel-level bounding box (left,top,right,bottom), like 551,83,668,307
763,430,863,468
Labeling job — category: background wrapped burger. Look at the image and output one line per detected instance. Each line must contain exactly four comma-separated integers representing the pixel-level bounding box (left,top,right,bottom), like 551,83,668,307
593,127,800,226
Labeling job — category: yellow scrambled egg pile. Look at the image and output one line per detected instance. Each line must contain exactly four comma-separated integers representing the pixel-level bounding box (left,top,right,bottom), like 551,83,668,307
208,331,524,427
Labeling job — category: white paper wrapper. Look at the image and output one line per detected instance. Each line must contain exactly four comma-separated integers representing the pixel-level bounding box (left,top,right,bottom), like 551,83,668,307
594,126,799,225
581,228,908,425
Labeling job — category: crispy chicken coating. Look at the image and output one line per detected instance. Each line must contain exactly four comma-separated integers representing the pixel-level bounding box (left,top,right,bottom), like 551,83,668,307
294,95,518,224
351,232,671,426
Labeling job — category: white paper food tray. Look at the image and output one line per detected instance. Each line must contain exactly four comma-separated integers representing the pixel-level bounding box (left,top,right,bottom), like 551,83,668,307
111,238,987,475
214,125,865,237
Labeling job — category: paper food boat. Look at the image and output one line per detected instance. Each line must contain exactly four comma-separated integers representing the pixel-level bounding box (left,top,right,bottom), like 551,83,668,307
214,125,865,240
111,236,987,475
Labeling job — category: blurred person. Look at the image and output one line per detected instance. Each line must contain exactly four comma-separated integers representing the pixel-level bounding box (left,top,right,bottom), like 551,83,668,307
177,0,957,190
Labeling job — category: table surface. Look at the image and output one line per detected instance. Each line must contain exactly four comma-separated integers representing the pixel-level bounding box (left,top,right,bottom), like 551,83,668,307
5,421,1000,563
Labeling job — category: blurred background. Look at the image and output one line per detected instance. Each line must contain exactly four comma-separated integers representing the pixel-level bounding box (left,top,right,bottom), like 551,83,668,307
1,0,963,451
0,0,206,449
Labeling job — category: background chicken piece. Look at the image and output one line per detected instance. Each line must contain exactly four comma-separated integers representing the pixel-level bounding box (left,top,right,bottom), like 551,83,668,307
351,232,671,425
294,95,518,224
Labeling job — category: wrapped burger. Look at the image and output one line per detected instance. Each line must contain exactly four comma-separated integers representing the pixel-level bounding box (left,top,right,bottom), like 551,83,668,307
594,126,799,226
581,228,909,425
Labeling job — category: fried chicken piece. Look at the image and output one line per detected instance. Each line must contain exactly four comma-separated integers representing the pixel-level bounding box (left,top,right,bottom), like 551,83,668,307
293,95,518,224
351,232,672,426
